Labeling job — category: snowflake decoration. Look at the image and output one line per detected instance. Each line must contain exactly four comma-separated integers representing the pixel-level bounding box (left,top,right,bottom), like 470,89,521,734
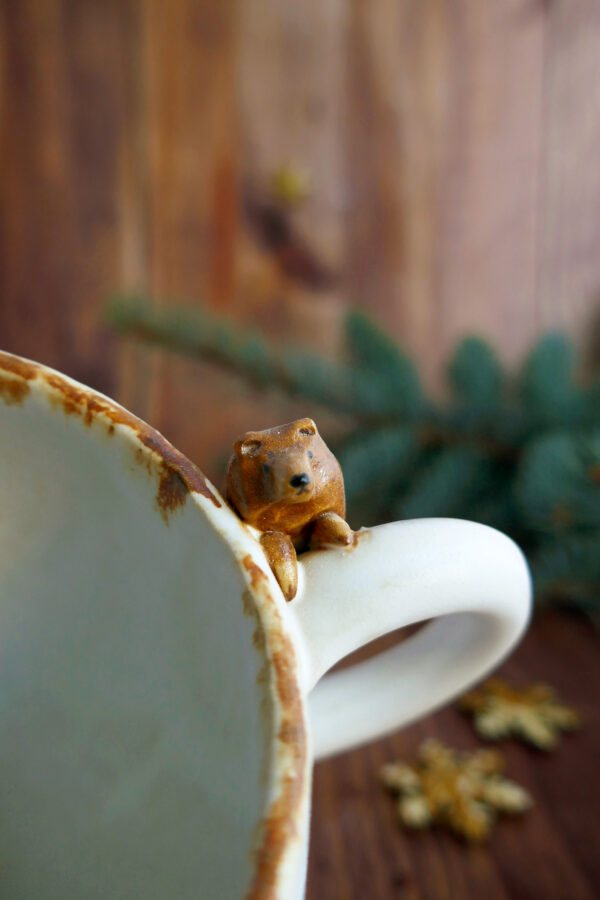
460,678,580,750
381,739,532,842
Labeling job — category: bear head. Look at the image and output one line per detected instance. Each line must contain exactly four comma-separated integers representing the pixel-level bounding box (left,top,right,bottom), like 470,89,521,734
225,417,345,534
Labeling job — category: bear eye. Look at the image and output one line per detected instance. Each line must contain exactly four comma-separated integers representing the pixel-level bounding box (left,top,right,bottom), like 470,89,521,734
262,463,271,474
241,439,262,456
307,451,313,459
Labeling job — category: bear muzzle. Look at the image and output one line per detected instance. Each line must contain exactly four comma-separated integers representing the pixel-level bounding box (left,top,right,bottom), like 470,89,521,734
286,470,314,500
267,459,315,502
290,472,310,490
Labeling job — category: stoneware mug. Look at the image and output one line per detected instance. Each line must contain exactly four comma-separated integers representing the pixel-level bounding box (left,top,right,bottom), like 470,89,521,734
0,351,531,899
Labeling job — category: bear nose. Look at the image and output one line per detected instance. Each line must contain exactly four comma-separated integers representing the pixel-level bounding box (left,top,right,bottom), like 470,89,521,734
290,473,310,489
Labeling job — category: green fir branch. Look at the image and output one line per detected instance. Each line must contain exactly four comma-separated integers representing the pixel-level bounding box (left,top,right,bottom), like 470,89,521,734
518,333,588,429
108,297,421,419
394,446,496,520
448,337,505,408
515,431,600,534
108,294,600,620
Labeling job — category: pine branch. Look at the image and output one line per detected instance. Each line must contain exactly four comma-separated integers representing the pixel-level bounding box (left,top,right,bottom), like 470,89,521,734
515,431,600,534
518,333,587,429
345,311,424,417
338,425,421,527
448,337,504,408
395,446,496,520
531,534,600,605
108,294,600,620
108,296,411,418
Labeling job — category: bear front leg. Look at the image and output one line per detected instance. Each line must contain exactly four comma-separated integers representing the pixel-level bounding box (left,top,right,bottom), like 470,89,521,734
260,531,298,602
310,511,354,548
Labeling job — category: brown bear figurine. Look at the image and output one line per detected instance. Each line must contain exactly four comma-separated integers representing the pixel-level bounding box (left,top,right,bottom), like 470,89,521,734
225,417,354,601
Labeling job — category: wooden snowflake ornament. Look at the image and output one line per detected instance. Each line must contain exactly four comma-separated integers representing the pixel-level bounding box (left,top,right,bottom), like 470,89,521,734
460,678,580,750
381,739,532,842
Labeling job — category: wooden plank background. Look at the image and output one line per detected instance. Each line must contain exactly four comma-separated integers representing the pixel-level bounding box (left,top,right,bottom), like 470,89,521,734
0,2,599,898
2,0,600,482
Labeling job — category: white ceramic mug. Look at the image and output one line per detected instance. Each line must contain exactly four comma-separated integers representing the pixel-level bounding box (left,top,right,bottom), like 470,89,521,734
0,351,531,899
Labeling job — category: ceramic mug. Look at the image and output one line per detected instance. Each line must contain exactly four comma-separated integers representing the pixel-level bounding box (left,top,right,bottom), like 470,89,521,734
0,351,531,899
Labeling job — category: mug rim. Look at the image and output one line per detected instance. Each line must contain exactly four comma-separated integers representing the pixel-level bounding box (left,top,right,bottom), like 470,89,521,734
0,349,310,900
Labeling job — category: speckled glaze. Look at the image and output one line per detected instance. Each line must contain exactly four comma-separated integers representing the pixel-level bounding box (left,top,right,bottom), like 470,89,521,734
0,351,532,899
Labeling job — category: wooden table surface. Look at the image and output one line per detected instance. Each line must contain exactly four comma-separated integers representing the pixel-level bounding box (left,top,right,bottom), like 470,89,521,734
306,611,599,900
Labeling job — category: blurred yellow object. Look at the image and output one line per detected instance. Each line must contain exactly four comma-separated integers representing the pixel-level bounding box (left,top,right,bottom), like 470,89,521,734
460,678,580,750
270,163,313,207
381,739,532,842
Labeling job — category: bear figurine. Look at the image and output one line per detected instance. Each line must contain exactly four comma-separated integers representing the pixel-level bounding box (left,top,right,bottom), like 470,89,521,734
225,417,354,601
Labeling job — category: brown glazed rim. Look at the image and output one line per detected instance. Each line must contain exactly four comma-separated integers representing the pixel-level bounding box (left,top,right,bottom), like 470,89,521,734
0,350,309,900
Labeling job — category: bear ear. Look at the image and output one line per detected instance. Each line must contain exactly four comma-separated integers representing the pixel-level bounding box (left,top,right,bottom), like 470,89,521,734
296,418,318,437
235,435,263,457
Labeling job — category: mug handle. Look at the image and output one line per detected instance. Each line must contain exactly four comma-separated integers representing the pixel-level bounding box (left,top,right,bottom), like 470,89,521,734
288,518,531,760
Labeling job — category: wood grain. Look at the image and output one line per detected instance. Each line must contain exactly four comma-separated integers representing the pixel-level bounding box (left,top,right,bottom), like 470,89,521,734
0,7,599,894
0,0,128,393
1,0,600,475
435,0,546,371
538,0,600,336
307,612,600,900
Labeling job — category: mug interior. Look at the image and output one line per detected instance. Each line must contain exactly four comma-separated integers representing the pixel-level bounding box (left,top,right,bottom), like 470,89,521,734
0,357,305,899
